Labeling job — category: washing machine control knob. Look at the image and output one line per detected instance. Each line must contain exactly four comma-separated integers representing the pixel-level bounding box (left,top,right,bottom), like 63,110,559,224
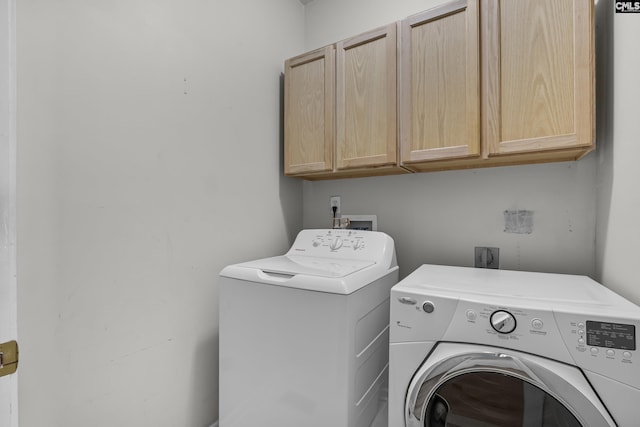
329,237,343,251
490,310,517,334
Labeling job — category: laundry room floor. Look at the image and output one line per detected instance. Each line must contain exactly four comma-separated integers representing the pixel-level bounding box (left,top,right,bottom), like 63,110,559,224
371,402,388,427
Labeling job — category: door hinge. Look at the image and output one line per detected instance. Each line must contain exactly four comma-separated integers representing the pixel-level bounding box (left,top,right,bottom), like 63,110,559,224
0,340,18,378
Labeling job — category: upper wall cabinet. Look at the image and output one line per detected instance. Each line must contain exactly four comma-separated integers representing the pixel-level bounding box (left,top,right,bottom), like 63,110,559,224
336,24,398,171
283,0,594,179
285,25,406,179
400,0,480,168
482,0,594,158
284,46,335,175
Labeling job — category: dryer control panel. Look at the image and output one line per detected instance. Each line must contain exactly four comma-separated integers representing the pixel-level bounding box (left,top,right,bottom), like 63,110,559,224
391,293,579,365
390,264,640,396
555,312,639,389
390,290,640,390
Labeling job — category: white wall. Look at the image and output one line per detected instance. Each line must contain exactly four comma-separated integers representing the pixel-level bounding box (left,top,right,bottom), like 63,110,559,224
302,0,598,280
0,0,18,426
596,2,640,305
304,162,597,279
17,1,303,425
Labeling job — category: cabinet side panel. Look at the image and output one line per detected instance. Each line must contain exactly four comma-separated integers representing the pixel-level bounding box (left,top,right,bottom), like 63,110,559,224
500,0,575,141
285,57,330,173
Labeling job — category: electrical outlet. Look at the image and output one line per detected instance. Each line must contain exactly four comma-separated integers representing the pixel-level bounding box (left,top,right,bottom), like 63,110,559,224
475,247,500,269
330,196,341,215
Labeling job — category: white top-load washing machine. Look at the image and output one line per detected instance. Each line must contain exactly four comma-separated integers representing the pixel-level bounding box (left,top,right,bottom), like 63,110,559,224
219,229,398,427
389,264,640,427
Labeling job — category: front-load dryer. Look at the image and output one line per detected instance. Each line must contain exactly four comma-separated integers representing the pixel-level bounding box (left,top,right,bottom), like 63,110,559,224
219,229,398,427
389,264,640,427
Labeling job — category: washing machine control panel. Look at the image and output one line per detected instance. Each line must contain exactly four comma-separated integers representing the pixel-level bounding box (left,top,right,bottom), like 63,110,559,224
287,229,394,262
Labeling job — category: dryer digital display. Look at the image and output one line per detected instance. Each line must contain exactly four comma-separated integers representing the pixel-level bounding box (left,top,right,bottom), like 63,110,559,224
586,321,636,350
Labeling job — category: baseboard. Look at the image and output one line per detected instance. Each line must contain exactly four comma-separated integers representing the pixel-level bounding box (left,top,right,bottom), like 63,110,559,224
209,422,219,427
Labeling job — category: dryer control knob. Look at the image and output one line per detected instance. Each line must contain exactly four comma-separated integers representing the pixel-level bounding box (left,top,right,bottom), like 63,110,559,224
329,237,343,250
490,310,517,334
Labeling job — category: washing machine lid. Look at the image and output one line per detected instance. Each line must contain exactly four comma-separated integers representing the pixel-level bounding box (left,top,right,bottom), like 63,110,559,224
219,254,393,294
219,229,398,294
405,342,616,427
237,255,375,278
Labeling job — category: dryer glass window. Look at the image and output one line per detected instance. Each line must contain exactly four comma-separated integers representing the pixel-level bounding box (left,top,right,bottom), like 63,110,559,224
424,372,582,427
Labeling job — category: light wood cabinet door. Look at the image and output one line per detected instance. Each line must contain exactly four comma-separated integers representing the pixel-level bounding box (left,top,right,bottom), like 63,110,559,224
336,24,397,170
284,46,335,175
482,0,594,157
400,0,480,167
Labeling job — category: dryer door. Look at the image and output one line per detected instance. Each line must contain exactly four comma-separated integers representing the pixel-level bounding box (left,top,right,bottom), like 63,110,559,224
406,343,616,427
